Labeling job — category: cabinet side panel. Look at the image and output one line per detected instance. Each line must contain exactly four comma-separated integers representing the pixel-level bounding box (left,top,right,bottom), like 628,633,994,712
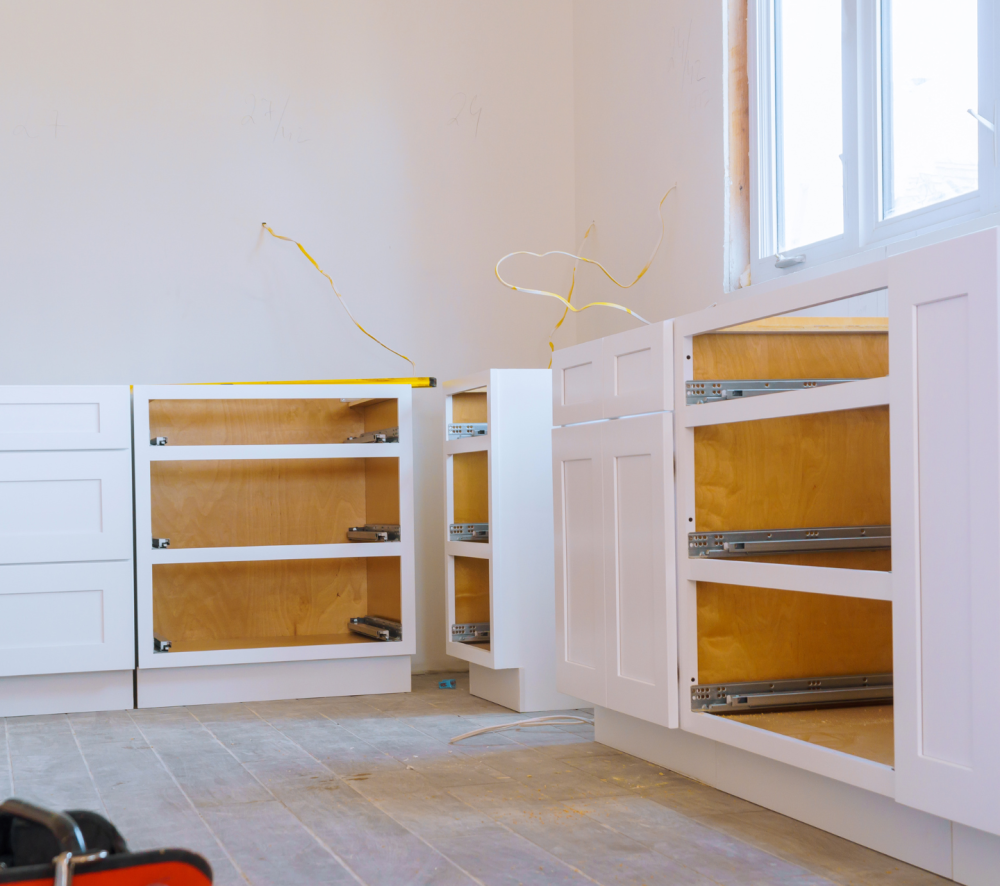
915,295,973,767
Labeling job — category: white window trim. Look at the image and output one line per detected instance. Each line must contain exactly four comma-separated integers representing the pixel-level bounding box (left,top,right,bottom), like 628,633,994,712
749,0,999,288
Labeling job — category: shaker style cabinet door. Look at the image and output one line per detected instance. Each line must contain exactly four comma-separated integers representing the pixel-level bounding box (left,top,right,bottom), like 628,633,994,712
601,412,677,728
552,422,606,706
890,228,1000,837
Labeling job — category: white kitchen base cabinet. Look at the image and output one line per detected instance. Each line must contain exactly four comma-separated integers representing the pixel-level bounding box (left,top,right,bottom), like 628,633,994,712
0,386,135,717
444,370,581,713
132,384,416,707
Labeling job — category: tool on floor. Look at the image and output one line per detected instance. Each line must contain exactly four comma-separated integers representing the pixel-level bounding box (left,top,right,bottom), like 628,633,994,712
449,715,593,743
438,679,456,689
0,798,212,884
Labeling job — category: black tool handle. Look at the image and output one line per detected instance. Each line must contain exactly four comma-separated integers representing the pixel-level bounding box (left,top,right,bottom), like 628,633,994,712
0,799,85,854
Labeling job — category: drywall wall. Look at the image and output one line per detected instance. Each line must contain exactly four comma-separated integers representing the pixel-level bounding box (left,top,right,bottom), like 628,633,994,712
0,0,576,673
571,0,726,342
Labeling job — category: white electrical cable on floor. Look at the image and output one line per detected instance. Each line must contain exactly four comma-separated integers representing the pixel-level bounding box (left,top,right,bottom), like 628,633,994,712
449,715,594,744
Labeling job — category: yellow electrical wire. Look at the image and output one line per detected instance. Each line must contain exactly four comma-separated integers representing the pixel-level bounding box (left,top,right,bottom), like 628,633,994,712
544,222,595,368
495,186,675,335
262,223,415,372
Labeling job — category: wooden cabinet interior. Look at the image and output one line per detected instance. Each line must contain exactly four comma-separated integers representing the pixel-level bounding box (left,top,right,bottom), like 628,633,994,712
452,451,488,524
150,457,399,548
451,391,487,423
727,705,894,767
454,555,490,647
148,398,399,445
693,320,893,701
692,317,888,380
152,556,401,652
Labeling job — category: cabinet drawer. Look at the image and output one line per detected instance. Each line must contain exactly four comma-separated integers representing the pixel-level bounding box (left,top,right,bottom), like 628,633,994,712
552,340,603,426
0,386,130,451
0,561,135,676
0,450,133,564
601,321,673,418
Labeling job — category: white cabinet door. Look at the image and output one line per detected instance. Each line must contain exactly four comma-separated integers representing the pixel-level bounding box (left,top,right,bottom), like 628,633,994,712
551,340,604,426
890,228,1000,836
0,450,134,565
0,386,130,451
552,422,606,706
601,412,677,728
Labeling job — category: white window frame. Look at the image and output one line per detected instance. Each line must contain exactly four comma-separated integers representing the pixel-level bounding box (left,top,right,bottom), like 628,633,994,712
749,0,999,286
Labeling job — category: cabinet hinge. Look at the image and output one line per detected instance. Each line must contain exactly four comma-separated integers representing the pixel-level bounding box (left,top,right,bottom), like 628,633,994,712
688,525,890,557
686,378,861,405
692,673,892,713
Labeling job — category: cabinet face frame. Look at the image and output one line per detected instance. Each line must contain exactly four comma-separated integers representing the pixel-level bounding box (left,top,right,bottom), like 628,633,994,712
133,384,415,669
674,261,896,797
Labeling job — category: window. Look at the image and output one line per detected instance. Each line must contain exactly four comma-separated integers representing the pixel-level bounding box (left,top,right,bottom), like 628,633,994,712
750,0,997,283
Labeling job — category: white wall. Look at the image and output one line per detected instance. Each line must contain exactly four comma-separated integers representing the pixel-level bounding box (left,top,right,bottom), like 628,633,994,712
572,0,725,342
0,0,577,673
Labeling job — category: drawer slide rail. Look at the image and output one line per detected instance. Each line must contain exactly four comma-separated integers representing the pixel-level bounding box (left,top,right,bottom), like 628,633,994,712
349,616,403,641
692,673,893,713
686,378,862,405
448,423,487,439
452,623,490,644
688,525,890,557
449,523,489,542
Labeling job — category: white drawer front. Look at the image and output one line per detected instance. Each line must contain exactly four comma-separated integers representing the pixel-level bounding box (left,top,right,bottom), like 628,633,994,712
0,450,133,564
601,321,673,418
0,386,131,451
0,561,135,676
552,340,604,426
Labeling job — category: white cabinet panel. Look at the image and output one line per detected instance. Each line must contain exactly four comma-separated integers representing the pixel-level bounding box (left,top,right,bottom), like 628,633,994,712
552,422,606,706
0,561,135,675
601,321,673,418
0,386,130,451
551,340,604,426
891,228,1000,836
0,450,133,564
601,413,677,728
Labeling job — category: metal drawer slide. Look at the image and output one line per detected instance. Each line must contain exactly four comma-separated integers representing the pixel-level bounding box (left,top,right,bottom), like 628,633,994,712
692,673,892,713
345,426,399,443
452,623,490,644
686,378,862,405
449,523,489,542
688,525,890,557
448,423,487,439
347,524,401,542
349,616,402,641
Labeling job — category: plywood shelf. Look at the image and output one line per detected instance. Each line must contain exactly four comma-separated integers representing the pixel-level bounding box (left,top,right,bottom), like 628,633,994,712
721,703,894,767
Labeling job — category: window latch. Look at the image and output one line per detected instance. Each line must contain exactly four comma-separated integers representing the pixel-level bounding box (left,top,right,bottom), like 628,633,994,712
774,253,806,269
967,105,997,166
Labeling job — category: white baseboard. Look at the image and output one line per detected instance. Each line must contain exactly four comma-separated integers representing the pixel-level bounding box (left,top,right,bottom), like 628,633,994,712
0,670,133,717
137,656,411,708
594,706,956,880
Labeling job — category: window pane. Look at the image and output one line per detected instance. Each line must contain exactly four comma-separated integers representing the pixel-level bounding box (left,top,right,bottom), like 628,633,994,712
882,0,978,218
776,0,843,252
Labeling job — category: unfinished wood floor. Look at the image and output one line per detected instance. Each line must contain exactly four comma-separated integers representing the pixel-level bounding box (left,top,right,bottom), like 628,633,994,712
0,674,943,886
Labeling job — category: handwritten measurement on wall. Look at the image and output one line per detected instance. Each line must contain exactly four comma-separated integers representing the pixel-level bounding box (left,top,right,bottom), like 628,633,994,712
241,94,311,145
448,93,483,137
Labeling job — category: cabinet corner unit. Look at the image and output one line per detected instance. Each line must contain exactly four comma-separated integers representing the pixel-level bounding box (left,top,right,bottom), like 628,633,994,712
132,384,416,707
0,386,135,717
444,370,580,712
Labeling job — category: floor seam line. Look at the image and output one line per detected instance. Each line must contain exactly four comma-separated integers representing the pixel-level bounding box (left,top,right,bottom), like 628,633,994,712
66,716,112,819
244,705,486,886
126,710,250,885
445,787,607,886
187,707,370,886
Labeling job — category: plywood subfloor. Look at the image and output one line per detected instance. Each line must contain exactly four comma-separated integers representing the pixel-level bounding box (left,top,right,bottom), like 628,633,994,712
724,704,894,767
